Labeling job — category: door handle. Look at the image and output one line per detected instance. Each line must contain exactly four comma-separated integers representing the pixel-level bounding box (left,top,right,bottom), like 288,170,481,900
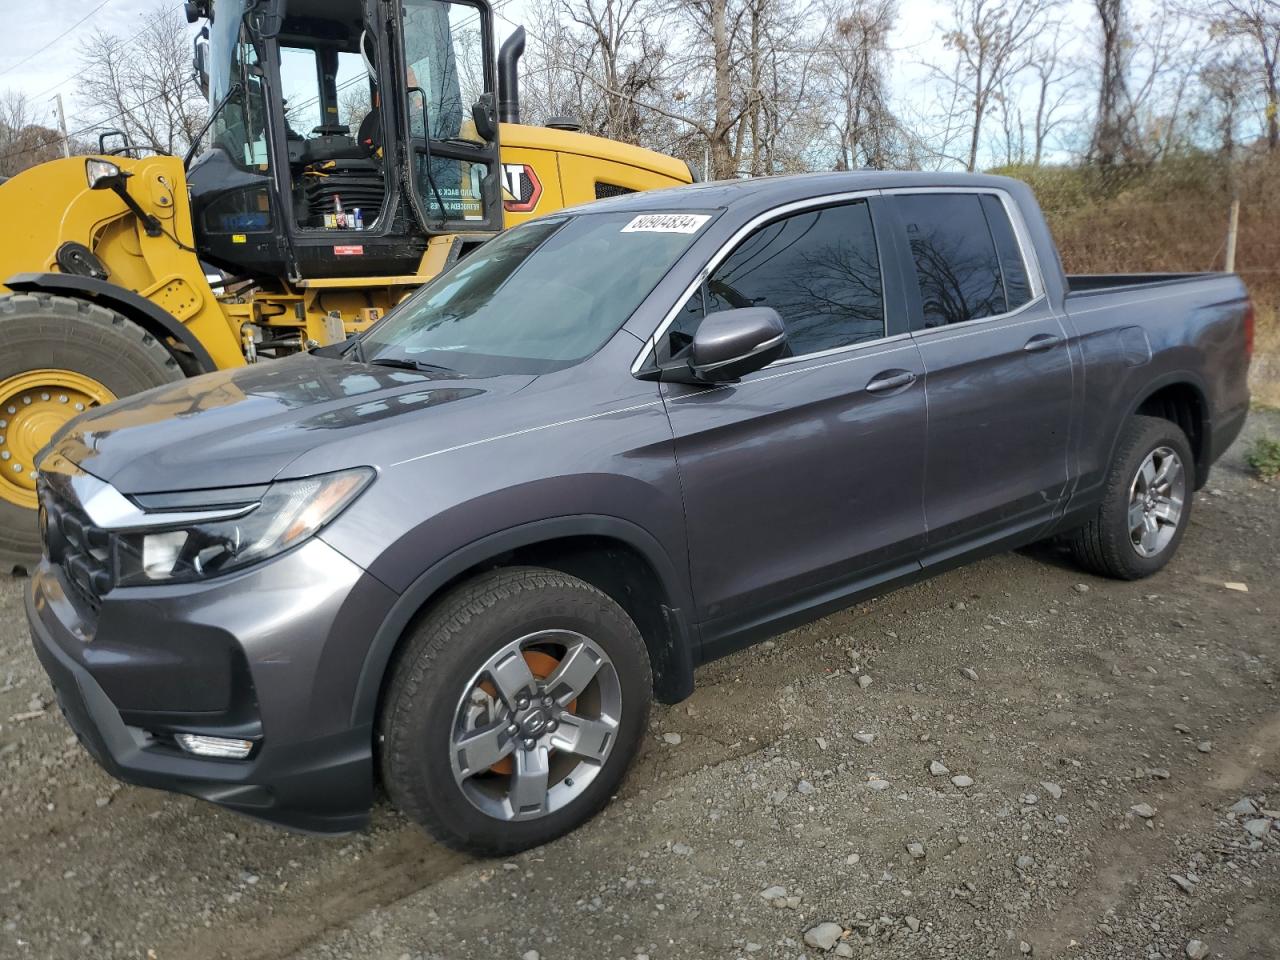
1023,333,1063,353
865,370,917,394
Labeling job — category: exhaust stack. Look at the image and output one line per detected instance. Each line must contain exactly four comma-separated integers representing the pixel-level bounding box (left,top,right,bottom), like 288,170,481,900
497,27,525,124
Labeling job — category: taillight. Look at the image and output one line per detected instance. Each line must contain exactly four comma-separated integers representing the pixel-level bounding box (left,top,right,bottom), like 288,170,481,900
1243,299,1255,361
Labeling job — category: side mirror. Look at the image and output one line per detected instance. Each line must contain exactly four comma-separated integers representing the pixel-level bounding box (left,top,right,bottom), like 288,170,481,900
688,307,786,382
193,28,210,100
471,92,498,142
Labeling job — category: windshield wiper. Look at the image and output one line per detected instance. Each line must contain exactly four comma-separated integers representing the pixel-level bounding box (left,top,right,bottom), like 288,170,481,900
184,82,241,170
368,356,460,376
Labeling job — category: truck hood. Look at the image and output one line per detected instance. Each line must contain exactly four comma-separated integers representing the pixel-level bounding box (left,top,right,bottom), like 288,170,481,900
48,354,535,494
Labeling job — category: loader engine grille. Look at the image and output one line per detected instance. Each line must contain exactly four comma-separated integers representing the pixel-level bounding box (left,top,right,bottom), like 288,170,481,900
594,182,637,200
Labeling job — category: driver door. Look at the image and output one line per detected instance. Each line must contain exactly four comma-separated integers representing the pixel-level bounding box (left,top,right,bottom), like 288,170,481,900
395,0,503,233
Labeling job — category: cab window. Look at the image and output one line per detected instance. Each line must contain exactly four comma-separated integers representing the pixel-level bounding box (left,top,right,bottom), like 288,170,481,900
894,193,1033,327
664,200,885,362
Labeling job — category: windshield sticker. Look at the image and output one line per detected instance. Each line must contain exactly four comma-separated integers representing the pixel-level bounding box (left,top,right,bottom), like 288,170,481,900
621,214,711,234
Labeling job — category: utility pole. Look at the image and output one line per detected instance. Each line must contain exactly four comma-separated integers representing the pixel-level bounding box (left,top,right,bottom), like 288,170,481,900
1224,196,1240,273
54,93,71,158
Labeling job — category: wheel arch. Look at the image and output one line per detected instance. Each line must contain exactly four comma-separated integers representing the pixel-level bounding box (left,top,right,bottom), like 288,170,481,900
1126,373,1211,488
351,515,699,730
4,272,218,374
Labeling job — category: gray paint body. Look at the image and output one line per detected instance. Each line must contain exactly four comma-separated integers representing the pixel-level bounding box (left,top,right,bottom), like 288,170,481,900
26,170,1252,831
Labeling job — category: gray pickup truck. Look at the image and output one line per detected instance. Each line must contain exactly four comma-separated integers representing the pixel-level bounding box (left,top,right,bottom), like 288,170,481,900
26,171,1252,854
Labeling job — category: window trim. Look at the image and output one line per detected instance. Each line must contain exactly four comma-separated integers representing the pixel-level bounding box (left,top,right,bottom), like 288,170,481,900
630,189,883,376
881,186,1047,334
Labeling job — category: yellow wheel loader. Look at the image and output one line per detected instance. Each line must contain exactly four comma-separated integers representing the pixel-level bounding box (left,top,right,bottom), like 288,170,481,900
0,0,694,571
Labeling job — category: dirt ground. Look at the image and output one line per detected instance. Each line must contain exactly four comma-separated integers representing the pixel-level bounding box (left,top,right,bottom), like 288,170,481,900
0,413,1277,960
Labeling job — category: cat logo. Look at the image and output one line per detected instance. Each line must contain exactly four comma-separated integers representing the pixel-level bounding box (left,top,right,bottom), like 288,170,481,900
502,163,543,213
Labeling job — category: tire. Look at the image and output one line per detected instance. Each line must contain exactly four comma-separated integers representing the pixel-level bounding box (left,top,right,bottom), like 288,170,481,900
379,567,653,856
1069,415,1195,580
0,293,183,574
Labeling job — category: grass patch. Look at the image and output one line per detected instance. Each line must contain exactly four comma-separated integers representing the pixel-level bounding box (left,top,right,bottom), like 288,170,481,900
1245,435,1280,480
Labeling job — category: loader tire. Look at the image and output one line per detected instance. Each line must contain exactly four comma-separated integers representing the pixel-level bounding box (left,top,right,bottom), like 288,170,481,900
0,293,183,574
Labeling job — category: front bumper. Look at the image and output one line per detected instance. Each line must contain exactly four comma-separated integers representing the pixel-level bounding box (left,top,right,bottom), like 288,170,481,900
25,538,398,833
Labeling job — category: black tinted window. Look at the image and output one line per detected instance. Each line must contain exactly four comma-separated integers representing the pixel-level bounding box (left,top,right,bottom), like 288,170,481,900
667,201,884,359
979,194,1032,311
897,193,1006,327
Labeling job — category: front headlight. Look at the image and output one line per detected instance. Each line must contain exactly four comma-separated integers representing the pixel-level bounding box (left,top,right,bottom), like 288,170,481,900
114,468,373,586
85,158,123,189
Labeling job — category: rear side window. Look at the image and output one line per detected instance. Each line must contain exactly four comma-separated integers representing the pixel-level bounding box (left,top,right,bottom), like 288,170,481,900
896,193,1030,327
666,200,884,359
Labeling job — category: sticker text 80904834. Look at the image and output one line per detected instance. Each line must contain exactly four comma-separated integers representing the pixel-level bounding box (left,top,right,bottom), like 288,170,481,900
621,214,711,234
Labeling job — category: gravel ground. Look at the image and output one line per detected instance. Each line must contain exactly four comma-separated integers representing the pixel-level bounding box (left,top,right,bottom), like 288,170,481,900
0,411,1277,960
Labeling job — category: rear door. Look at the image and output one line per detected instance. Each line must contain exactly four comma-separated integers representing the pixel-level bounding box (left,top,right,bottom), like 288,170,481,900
654,195,929,654
887,189,1074,556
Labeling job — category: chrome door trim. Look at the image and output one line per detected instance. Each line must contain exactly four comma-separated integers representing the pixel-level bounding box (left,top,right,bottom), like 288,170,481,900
907,294,1050,344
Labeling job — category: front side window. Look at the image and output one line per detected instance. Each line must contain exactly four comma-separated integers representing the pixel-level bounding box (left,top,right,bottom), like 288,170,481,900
896,193,1031,327
208,10,271,170
665,201,884,361
361,211,707,376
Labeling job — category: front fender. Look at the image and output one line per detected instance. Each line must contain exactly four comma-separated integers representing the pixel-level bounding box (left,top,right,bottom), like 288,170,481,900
346,514,697,727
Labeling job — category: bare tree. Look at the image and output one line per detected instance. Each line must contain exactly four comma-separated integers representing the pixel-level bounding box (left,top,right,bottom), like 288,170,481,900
0,91,67,177
521,0,687,153
1026,23,1081,164
1090,0,1129,163
1198,53,1252,154
1088,0,1199,163
76,2,205,156
934,0,1055,171
1190,0,1280,150
814,0,904,169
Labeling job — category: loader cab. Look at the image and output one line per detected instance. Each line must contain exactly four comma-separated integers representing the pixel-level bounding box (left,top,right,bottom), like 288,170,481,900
186,0,503,281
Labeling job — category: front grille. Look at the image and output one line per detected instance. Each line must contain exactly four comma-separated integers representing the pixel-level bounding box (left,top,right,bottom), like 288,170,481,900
39,476,112,611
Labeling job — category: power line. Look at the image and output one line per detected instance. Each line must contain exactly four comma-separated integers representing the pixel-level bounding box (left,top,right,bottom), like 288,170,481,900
21,2,188,105
0,0,117,80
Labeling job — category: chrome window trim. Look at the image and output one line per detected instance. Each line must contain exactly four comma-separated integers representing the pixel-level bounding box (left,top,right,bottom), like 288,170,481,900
629,189,883,376
769,329,914,366
631,184,1049,375
908,292,1049,342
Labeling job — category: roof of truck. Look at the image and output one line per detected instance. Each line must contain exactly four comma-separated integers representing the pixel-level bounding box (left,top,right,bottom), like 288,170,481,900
565,169,1029,218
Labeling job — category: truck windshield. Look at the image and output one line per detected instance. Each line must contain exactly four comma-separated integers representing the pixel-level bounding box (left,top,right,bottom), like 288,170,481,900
361,212,710,375
207,0,270,169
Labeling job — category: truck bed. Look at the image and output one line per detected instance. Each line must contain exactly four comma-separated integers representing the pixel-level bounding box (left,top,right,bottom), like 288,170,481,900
1066,272,1223,296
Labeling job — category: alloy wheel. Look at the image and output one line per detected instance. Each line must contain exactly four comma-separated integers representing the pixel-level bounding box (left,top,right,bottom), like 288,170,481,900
1128,445,1186,558
449,629,622,821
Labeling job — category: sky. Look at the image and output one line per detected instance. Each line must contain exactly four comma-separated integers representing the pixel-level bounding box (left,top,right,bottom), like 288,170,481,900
0,0,182,133
0,0,1104,164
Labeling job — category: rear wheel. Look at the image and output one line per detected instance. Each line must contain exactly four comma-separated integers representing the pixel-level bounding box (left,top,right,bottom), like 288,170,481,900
0,293,182,573
1068,415,1195,580
379,567,652,856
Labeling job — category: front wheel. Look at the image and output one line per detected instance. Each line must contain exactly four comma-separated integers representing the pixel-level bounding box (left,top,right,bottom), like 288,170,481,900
1069,415,1195,580
0,293,183,574
379,567,652,855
